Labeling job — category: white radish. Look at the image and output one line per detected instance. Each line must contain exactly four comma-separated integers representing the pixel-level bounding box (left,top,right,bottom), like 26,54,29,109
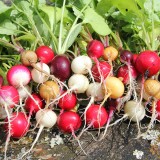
31,62,50,83
71,56,92,74
68,74,89,94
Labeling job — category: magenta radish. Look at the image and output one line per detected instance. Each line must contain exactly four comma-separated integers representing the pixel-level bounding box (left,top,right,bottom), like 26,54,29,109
7,64,31,88
68,74,89,94
4,112,30,138
21,109,57,158
50,55,71,81
25,93,44,116
91,61,111,82
35,46,54,64
71,55,92,74
85,104,108,129
117,65,138,84
135,50,160,77
87,40,104,59
3,112,30,159
31,62,50,83
57,111,82,133
0,85,19,108
0,75,4,88
58,91,77,110
120,50,133,63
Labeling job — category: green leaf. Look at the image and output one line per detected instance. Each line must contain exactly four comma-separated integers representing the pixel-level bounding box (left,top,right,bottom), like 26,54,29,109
62,23,82,53
0,1,12,15
39,5,61,31
0,20,17,35
15,33,36,41
83,8,111,36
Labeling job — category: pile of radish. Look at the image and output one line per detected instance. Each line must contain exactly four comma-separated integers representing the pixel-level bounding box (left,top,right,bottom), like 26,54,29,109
0,36,160,159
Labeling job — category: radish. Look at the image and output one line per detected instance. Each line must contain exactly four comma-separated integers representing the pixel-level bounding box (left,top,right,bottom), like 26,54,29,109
0,75,4,88
25,93,44,116
35,45,54,64
17,85,31,101
39,80,60,104
0,85,19,108
91,61,111,82
7,64,31,88
57,111,82,133
117,65,138,84
135,50,160,77
144,79,160,100
21,109,57,158
68,74,89,94
71,55,92,74
132,54,138,66
87,40,104,59
31,62,50,84
50,55,71,81
103,46,118,61
0,107,13,120
120,50,133,63
4,112,30,159
85,104,108,129
58,91,77,110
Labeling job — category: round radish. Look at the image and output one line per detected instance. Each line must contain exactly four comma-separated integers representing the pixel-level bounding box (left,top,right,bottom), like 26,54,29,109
35,46,54,64
103,46,118,61
120,50,133,63
50,55,71,81
91,61,111,82
68,74,89,94
58,91,77,110
0,75,4,88
4,112,30,138
86,104,108,128
87,40,104,59
71,55,92,74
7,64,31,88
17,85,31,101
135,50,160,77
117,65,138,84
57,111,82,133
124,100,146,122
0,85,19,108
31,62,50,83
25,93,44,115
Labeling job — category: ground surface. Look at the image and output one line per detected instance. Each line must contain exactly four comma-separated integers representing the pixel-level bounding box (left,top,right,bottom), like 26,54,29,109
0,121,160,160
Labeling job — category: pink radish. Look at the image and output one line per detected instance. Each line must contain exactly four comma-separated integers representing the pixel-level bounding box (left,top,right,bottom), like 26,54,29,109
21,109,57,158
7,64,31,88
135,50,160,77
58,91,77,110
35,45,54,64
91,61,111,82
57,111,82,133
0,85,19,108
0,75,4,88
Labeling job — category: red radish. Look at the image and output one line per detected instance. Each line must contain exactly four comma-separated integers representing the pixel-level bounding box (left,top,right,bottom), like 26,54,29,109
25,93,44,115
0,85,19,108
50,55,71,81
117,65,138,84
91,61,111,82
135,50,160,77
35,46,54,64
132,54,138,66
21,109,57,158
4,112,30,138
58,91,77,110
57,111,82,133
86,104,108,129
31,62,50,83
87,40,104,59
7,64,31,88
